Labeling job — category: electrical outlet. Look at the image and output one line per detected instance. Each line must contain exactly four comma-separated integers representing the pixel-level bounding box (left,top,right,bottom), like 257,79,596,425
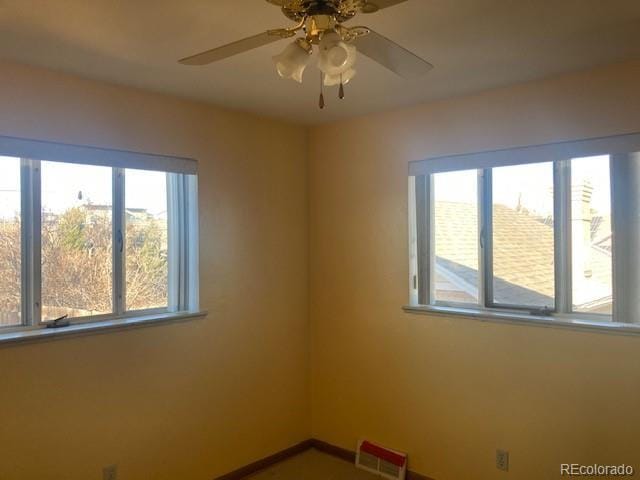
103,465,117,480
496,450,509,472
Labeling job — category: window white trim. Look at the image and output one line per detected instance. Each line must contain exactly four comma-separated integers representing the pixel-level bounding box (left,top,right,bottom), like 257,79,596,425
0,139,200,336
185,174,200,311
402,305,640,336
0,310,207,346
166,173,199,313
0,135,197,174
408,133,640,329
113,168,126,316
553,160,572,313
611,152,640,324
409,132,640,176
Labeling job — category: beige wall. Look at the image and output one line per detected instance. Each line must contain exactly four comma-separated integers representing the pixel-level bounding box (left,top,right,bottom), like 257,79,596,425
3,57,640,480
309,60,640,479
0,61,309,479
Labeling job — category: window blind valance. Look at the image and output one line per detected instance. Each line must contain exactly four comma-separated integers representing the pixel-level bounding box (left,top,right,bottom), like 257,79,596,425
0,135,197,175
409,132,640,176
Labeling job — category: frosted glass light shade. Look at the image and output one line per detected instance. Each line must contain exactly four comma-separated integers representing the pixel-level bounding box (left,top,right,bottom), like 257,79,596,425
317,32,357,77
323,68,356,86
273,40,312,83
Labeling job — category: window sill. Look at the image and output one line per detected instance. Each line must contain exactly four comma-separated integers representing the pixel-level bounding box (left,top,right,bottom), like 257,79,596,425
403,304,640,336
0,310,208,346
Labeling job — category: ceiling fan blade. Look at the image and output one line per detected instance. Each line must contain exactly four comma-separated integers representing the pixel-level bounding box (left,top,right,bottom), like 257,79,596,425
265,0,294,5
353,30,433,78
268,0,405,10
361,0,409,13
179,32,284,66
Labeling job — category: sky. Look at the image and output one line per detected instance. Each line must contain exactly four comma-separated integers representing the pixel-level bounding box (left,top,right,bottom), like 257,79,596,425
1,154,613,221
0,156,168,220
433,155,611,217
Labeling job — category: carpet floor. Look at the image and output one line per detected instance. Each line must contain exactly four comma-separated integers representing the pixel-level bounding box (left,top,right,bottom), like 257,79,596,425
244,449,381,480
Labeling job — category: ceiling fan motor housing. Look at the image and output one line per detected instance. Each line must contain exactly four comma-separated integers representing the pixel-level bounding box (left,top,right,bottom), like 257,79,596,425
304,15,337,43
280,0,370,23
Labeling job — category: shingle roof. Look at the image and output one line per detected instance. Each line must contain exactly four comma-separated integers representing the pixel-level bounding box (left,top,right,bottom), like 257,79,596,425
434,201,611,311
591,215,612,253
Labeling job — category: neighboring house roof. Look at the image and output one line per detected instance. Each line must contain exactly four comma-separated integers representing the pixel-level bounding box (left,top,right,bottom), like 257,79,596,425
83,204,111,211
41,205,166,226
591,215,612,253
434,201,612,312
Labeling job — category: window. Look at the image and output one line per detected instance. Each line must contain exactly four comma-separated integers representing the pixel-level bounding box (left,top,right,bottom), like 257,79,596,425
125,169,169,311
41,162,114,320
490,162,555,309
408,133,640,328
0,135,198,334
570,156,612,315
432,169,479,304
0,157,21,326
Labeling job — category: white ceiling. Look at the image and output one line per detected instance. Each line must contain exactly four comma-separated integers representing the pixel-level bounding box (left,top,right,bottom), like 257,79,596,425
1,0,640,124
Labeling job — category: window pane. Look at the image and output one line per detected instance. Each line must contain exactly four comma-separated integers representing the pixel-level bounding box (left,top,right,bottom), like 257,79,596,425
433,170,479,304
571,156,612,314
492,162,555,308
125,169,168,311
41,162,113,320
0,157,21,326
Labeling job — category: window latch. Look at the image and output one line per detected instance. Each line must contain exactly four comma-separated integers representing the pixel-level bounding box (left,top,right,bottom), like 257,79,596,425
529,306,553,317
46,314,70,329
117,229,124,254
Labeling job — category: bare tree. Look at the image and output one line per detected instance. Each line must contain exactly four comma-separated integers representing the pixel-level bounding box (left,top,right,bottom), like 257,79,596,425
126,219,168,310
0,206,168,322
0,219,21,324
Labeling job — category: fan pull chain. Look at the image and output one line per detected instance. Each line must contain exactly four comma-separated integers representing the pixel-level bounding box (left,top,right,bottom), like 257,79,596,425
339,73,345,100
319,73,325,109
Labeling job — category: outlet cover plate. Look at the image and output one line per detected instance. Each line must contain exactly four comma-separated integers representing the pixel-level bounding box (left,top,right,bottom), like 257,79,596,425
496,450,509,471
103,465,117,480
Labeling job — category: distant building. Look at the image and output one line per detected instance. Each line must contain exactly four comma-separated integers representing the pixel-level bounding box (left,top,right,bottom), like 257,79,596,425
41,204,168,251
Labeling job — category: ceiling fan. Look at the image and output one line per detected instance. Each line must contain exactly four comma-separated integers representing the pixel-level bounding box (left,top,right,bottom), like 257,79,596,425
179,0,433,108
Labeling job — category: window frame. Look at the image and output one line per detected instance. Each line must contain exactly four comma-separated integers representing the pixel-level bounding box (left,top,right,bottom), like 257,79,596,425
408,133,640,328
412,161,612,321
483,163,560,313
0,137,199,335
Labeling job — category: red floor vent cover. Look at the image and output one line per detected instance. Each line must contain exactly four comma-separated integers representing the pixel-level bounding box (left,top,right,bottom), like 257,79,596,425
355,439,407,480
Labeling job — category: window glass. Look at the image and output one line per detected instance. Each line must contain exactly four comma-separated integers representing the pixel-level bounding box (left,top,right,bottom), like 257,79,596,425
125,169,168,311
0,157,21,326
433,170,479,304
492,162,555,308
571,156,612,314
41,162,113,320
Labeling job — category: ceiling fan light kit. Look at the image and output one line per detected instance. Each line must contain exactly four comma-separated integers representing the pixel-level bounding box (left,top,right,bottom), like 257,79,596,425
179,0,433,110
